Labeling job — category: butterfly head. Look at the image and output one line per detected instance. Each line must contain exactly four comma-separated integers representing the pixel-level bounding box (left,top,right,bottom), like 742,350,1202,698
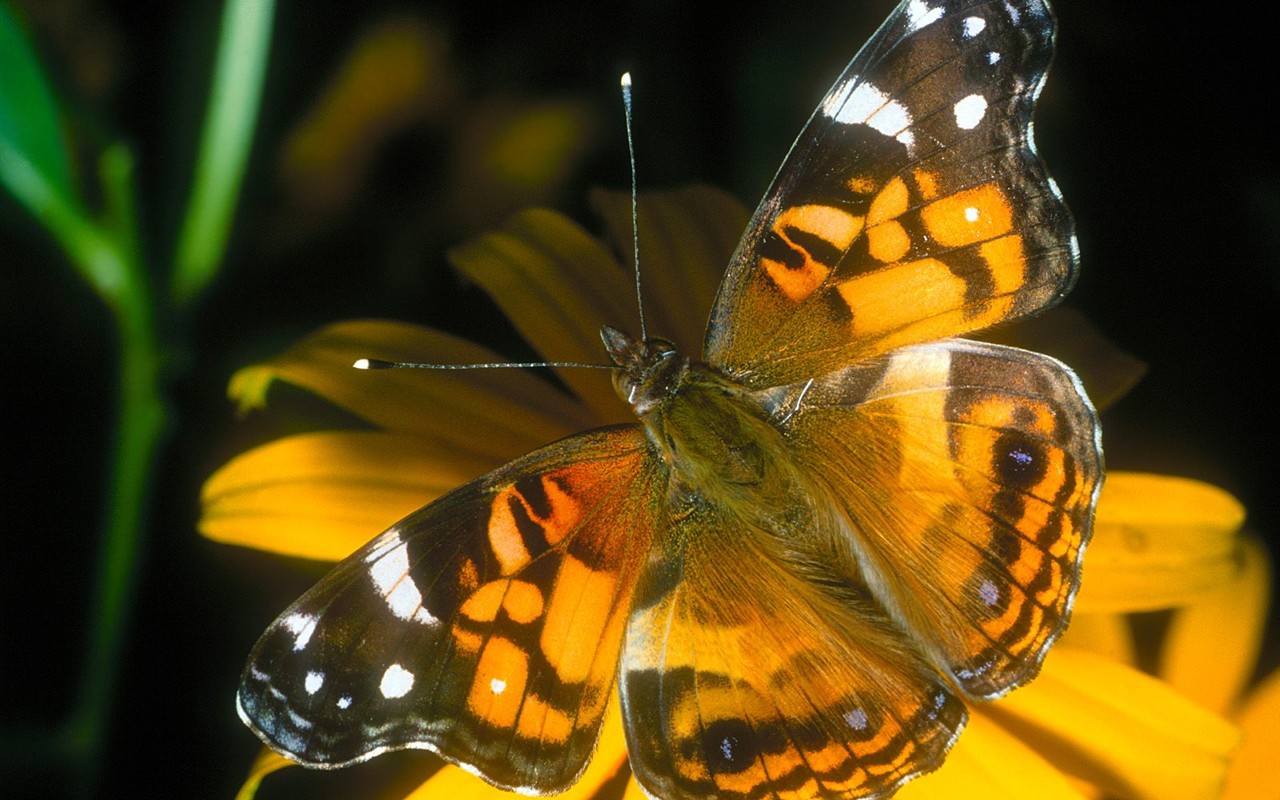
601,325,687,417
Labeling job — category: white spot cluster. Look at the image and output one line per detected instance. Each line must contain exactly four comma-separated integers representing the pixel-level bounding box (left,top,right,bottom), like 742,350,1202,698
368,536,438,625
380,663,415,699
953,93,988,130
282,612,316,652
905,0,943,31
823,79,916,149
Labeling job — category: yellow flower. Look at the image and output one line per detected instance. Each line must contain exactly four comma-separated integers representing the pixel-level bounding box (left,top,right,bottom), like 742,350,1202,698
272,13,599,244
206,188,1268,800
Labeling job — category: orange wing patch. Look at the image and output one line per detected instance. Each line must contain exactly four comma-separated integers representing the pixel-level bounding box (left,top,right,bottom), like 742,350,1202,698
828,178,1031,349
866,175,909,225
468,635,530,728
487,475,584,574
761,204,865,301
540,554,621,683
836,257,964,340
918,184,1013,247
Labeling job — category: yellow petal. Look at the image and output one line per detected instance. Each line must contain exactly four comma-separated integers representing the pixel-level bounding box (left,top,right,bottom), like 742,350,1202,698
1075,473,1246,613
1223,668,1280,799
621,776,648,800
403,701,629,800
589,186,749,356
1161,536,1271,715
201,431,495,560
995,647,1238,800
897,711,1087,800
233,749,293,800
1058,612,1136,667
229,320,595,464
449,208,634,421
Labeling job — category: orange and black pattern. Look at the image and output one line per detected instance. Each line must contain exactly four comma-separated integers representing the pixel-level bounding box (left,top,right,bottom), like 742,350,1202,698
775,340,1100,700
621,525,968,800
238,1,1101,798
707,0,1074,386
239,427,660,792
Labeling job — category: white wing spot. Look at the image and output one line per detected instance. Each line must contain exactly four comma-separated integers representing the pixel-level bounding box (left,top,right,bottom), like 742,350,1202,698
490,677,507,695
368,536,439,625
823,80,915,150
304,671,324,695
963,16,986,38
380,663,415,698
954,94,988,130
844,708,869,730
282,613,316,652
965,206,980,222
978,579,1000,607
906,0,943,31
336,695,353,709
988,50,1002,65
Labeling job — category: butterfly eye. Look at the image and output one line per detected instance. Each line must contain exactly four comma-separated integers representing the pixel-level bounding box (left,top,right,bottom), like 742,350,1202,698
647,339,677,359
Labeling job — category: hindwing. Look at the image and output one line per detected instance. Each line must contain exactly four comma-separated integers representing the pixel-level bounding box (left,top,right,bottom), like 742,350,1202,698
765,339,1101,698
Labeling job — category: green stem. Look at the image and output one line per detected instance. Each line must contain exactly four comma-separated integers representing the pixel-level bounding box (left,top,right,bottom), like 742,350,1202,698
170,0,276,306
64,146,168,772
67,292,166,763
4,0,273,782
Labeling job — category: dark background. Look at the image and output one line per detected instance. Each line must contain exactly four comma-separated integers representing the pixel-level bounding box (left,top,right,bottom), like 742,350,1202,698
3,1,1276,797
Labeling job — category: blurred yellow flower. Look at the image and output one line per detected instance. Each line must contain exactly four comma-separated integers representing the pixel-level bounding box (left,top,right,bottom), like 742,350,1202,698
272,13,599,244
207,188,1270,800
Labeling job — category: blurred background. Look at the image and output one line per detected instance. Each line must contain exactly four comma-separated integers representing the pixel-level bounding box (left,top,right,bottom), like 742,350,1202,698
2,0,1276,797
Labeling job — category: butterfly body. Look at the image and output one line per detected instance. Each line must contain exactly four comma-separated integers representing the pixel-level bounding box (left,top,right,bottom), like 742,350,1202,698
239,1,1103,797
604,326,806,534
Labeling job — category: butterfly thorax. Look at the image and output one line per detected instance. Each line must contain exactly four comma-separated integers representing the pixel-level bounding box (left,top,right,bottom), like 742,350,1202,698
602,326,810,534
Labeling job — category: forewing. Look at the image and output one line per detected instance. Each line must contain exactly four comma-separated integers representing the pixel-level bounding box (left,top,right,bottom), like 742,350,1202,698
770,339,1102,699
238,425,661,794
620,512,967,800
705,0,1074,386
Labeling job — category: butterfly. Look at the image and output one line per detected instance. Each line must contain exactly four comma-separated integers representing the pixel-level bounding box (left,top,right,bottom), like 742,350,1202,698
237,1,1103,797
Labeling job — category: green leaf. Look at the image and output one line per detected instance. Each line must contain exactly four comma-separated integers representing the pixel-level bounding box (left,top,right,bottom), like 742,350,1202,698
171,0,276,306
0,1,75,209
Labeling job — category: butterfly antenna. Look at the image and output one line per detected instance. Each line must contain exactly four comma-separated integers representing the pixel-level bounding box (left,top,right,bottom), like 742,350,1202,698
621,71,647,342
354,358,612,371
355,76,650,378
